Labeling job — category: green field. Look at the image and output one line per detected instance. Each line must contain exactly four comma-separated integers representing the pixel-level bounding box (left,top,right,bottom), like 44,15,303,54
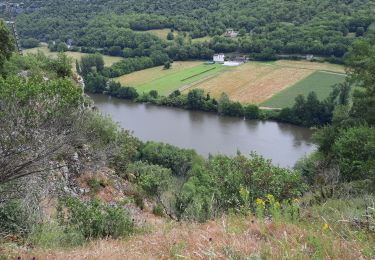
134,63,227,95
23,46,124,72
261,71,346,108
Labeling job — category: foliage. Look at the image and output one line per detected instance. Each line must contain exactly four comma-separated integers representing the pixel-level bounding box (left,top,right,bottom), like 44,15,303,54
59,197,134,239
218,93,244,117
0,19,15,74
29,221,85,249
84,72,107,94
140,141,200,177
346,26,375,125
20,37,40,48
126,161,172,199
332,126,375,182
0,200,34,238
0,76,83,185
3,51,73,79
174,153,306,221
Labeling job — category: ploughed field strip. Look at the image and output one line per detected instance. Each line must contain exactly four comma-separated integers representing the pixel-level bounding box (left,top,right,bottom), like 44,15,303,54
261,71,347,108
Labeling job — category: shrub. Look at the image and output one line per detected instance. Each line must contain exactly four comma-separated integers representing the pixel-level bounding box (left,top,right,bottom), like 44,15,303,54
152,204,165,217
243,104,260,119
127,161,172,198
0,200,35,238
87,177,107,193
59,197,134,239
29,221,84,249
140,141,200,176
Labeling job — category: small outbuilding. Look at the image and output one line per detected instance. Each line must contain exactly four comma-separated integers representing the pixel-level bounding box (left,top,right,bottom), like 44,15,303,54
213,53,225,63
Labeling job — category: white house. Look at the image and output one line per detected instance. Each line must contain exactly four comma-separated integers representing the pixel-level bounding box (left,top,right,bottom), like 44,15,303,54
213,53,225,63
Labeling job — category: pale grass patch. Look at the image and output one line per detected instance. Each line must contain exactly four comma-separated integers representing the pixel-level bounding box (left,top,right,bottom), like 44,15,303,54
114,61,203,86
16,214,367,259
187,62,314,104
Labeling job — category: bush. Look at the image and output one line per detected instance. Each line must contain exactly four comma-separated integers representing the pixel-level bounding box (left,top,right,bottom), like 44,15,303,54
152,204,165,217
0,200,35,238
21,38,40,48
29,221,84,249
59,197,134,239
243,104,260,119
127,161,172,198
140,141,200,176
333,126,375,182
174,152,306,221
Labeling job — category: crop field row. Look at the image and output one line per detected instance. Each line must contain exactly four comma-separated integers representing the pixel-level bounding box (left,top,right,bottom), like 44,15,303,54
261,71,347,108
115,59,346,106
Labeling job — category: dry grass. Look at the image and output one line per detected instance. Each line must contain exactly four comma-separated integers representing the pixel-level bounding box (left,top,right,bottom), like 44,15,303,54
16,215,367,259
185,62,312,104
275,60,345,73
184,60,345,104
114,61,203,87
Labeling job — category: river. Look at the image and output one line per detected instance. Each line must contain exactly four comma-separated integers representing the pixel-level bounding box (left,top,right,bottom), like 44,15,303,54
90,94,316,168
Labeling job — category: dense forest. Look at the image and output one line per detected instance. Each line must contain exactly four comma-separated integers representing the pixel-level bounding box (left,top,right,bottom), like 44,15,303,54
4,0,374,62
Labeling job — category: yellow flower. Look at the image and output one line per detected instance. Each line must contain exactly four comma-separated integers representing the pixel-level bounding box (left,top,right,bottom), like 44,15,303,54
323,223,329,231
266,194,275,202
255,198,265,208
293,198,299,204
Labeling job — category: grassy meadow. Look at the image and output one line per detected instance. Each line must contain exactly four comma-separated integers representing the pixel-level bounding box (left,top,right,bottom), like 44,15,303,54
23,46,124,72
261,71,347,108
116,62,228,95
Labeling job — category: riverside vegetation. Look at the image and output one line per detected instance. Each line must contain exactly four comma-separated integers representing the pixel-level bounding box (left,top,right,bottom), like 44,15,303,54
0,12,375,260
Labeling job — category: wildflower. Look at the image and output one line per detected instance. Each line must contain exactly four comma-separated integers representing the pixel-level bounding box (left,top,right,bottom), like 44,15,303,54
266,194,275,202
255,198,265,208
293,198,299,204
323,223,329,231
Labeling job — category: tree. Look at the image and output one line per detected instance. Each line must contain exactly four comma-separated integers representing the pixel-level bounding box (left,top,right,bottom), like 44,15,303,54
167,31,174,41
149,90,158,98
187,89,205,110
0,76,83,185
84,72,107,93
0,20,15,74
244,104,260,119
164,61,171,69
346,27,375,125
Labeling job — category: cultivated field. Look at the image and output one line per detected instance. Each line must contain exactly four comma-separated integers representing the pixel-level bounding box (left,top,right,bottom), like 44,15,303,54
114,61,202,87
116,62,227,95
183,60,345,104
183,62,311,104
23,46,124,71
261,71,347,108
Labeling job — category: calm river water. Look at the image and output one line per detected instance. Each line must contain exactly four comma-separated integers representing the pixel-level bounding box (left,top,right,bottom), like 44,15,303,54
90,94,316,168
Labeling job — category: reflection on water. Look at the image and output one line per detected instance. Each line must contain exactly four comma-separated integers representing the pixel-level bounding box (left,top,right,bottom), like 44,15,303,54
90,94,316,168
